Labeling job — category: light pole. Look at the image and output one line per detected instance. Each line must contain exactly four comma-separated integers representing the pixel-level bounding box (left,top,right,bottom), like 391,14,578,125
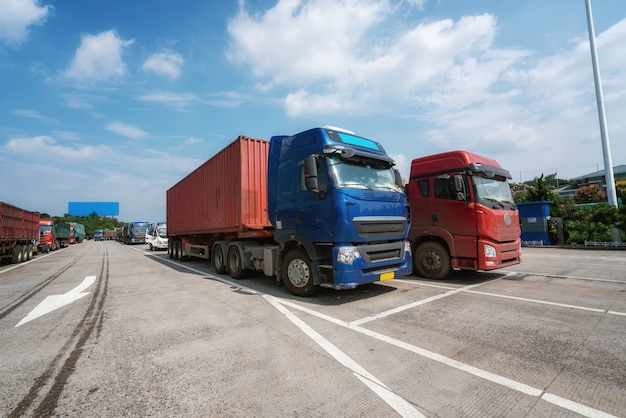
585,0,621,242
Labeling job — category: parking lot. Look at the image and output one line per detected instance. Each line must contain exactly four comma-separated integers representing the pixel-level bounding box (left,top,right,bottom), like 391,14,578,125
1,243,624,417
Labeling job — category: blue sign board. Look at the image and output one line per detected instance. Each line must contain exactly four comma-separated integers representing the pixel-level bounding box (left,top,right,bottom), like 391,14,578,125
68,202,119,216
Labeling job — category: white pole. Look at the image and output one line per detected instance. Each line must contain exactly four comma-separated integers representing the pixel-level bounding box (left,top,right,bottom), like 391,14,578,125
585,0,621,242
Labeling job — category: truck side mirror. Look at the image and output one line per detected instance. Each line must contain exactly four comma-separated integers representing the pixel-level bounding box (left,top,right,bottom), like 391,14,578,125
393,169,403,188
303,156,319,191
453,175,466,201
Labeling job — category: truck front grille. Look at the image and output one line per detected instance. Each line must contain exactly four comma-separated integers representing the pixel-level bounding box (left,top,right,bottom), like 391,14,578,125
353,216,406,237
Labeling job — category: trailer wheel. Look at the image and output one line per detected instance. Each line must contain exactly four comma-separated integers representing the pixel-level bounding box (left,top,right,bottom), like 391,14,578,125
227,246,244,279
168,242,173,258
26,244,33,260
178,241,188,262
213,245,227,274
282,249,317,297
12,245,23,264
414,241,451,280
172,241,179,260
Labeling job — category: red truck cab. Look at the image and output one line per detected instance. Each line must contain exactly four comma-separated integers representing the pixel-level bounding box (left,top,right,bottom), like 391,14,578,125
407,150,521,279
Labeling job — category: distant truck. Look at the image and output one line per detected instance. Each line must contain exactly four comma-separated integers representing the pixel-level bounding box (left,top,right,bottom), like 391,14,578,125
38,219,72,252
69,222,85,244
167,127,412,296
122,221,149,244
146,223,168,251
0,201,40,264
93,229,105,241
104,230,116,240
406,150,521,279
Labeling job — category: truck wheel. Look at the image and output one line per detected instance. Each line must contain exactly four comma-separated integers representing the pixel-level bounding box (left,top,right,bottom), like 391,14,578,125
26,244,33,260
282,249,317,297
213,245,227,274
174,241,181,260
12,245,23,264
168,242,173,258
414,242,451,280
227,246,244,279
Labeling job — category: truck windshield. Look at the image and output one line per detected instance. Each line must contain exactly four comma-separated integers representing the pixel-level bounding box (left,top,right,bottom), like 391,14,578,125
39,225,52,234
329,155,402,193
157,227,167,238
473,176,514,203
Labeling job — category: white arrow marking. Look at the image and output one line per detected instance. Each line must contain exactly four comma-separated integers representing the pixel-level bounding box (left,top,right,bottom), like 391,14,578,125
16,275,96,327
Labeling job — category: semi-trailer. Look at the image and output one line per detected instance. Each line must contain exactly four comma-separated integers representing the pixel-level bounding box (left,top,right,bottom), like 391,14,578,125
167,127,412,296
38,219,72,252
0,201,40,264
406,150,521,279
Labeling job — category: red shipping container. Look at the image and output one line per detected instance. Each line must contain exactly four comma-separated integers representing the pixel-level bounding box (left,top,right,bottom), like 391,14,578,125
167,136,273,237
1,202,40,241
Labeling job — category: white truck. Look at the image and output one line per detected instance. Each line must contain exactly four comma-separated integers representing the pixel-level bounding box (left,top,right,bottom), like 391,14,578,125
146,223,168,251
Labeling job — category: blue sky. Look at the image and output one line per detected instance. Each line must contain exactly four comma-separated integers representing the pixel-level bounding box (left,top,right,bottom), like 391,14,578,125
1,0,625,223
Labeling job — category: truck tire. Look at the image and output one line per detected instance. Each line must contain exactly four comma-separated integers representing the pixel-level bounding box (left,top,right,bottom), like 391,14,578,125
168,242,173,258
282,248,317,297
414,241,451,280
26,244,33,260
12,244,23,264
227,246,244,279
213,245,227,274
174,241,181,260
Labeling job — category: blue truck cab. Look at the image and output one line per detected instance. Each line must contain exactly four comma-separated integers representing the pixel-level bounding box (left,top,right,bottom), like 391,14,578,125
268,126,412,296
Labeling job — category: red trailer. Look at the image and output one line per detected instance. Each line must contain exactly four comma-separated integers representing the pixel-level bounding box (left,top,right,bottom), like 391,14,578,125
167,136,273,262
0,201,40,264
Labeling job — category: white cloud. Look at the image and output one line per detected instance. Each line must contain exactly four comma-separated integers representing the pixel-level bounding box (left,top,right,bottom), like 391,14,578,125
136,91,198,108
142,51,184,80
11,108,55,123
0,0,51,46
227,1,517,117
64,30,134,83
105,121,149,139
4,135,111,159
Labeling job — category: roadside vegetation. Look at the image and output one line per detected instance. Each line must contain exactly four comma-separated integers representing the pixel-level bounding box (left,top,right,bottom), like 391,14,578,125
40,212,124,240
513,175,626,243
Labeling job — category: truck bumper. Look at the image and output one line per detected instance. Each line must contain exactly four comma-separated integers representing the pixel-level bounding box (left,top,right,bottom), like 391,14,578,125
477,238,521,270
325,240,413,289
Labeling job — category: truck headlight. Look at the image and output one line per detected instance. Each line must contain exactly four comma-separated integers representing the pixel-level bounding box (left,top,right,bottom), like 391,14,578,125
337,247,361,265
484,244,497,258
404,240,411,253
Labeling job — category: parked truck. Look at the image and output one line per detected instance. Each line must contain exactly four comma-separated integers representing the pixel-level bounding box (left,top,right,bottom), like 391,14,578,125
406,150,521,279
146,222,168,251
0,202,40,264
167,127,412,296
69,222,85,244
38,219,72,252
121,221,149,244
93,229,105,241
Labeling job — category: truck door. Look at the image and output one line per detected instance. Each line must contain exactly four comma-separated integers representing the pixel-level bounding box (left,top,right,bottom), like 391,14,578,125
294,158,333,243
431,175,478,259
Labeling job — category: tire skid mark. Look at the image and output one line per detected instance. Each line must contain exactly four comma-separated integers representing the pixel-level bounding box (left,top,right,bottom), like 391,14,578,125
8,248,109,418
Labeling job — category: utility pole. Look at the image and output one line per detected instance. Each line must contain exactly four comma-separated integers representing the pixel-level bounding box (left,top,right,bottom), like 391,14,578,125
585,0,621,242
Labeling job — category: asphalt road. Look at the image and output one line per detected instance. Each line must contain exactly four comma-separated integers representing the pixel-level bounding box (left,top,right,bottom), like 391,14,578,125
1,242,624,417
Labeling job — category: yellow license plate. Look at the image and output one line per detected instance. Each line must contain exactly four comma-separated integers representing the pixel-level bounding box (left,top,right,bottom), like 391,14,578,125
380,272,394,281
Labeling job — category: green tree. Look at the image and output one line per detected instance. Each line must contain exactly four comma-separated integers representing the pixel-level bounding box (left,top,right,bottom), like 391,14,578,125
575,184,606,204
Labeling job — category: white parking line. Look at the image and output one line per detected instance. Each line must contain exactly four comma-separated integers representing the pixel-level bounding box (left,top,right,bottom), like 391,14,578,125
153,256,618,417
352,281,488,326
278,298,619,418
265,295,425,418
394,278,626,317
